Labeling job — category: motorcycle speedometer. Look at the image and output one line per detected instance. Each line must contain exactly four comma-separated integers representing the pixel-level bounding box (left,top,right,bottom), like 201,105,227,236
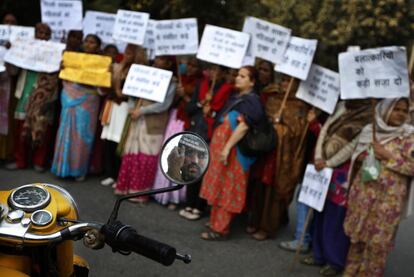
31,210,53,226
9,184,51,212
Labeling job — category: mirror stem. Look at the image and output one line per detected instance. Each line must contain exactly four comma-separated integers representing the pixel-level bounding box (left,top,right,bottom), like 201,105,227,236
108,185,184,224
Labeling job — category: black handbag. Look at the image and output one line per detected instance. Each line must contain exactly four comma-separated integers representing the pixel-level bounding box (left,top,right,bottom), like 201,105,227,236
219,97,277,157
238,117,277,156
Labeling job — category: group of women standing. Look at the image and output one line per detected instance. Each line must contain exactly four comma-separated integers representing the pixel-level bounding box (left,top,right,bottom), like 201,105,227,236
1,14,413,277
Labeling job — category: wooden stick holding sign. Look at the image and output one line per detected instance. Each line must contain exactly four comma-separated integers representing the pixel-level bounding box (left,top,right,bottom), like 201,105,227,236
274,77,295,123
371,98,377,142
294,107,319,159
175,56,182,86
290,208,314,272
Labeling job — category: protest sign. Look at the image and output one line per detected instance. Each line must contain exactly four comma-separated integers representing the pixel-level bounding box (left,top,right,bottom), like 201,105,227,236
296,64,340,114
275,36,317,80
242,16,291,64
197,25,250,69
0,25,35,72
41,0,83,41
83,11,117,44
4,38,65,73
144,20,156,50
59,51,112,87
339,46,410,99
298,164,333,212
112,10,149,45
154,18,198,56
122,64,172,103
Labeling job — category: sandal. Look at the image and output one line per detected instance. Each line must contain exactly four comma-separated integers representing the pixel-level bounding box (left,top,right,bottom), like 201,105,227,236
301,255,323,266
185,208,201,220
245,226,257,234
251,230,268,241
319,265,341,276
200,231,227,241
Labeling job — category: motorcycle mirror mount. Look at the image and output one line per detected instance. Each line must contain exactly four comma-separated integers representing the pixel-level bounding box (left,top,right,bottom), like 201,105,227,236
107,132,210,224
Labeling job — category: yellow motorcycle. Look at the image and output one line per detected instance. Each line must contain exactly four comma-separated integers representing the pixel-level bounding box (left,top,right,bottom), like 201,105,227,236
0,132,209,276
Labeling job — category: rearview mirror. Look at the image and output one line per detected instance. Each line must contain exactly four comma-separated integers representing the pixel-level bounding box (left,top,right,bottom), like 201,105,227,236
160,132,210,185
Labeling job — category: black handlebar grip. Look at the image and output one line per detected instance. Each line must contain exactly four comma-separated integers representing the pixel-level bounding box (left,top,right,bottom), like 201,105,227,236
102,222,177,266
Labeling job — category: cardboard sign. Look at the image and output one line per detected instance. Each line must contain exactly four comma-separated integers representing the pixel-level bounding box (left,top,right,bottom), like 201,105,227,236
154,18,198,56
339,46,410,99
112,10,149,45
242,16,291,64
275,36,317,80
4,38,65,73
0,25,35,72
296,64,340,114
197,25,250,69
298,164,333,212
59,51,112,87
41,0,83,41
122,64,172,103
144,20,156,50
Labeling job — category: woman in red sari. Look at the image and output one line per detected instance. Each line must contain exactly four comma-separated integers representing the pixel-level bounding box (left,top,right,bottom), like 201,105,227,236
200,66,266,240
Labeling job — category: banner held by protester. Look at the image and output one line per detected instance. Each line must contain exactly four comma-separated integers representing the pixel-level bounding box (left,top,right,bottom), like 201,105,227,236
296,64,340,114
40,0,83,41
197,24,250,69
4,38,65,73
59,51,112,87
275,36,317,80
339,46,410,99
242,16,291,64
112,9,149,46
154,18,198,56
122,64,173,103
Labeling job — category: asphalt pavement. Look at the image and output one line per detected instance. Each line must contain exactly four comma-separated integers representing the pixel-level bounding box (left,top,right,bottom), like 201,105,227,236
0,168,413,277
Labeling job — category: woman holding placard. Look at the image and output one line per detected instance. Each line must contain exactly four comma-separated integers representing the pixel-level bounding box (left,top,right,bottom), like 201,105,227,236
301,100,371,276
114,56,177,204
199,66,266,240
152,57,202,209
343,98,414,277
51,34,103,180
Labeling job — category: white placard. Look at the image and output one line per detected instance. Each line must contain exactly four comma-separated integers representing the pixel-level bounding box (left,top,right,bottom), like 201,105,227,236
83,11,117,44
144,20,156,50
41,0,83,41
4,38,65,73
122,64,172,103
197,25,250,69
242,16,291,64
298,164,333,212
0,25,35,72
154,18,198,56
112,10,149,45
275,36,317,80
296,64,340,114
339,46,410,99
0,25,35,42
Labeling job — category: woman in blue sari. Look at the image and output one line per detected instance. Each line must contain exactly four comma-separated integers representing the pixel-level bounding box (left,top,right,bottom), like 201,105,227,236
51,34,103,180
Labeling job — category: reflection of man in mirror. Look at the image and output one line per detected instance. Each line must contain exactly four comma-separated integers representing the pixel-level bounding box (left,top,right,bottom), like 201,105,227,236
167,135,207,183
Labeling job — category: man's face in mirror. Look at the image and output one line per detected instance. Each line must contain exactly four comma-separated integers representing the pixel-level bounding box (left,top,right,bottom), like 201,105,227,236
180,146,207,181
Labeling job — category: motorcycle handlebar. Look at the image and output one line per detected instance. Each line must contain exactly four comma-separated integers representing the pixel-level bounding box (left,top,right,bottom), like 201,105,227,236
101,221,182,266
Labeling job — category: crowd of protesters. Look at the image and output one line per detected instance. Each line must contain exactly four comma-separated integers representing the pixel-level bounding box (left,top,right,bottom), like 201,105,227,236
1,14,414,277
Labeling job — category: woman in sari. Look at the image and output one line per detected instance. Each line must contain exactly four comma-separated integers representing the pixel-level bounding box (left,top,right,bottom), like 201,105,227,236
114,56,176,204
199,66,265,240
343,98,414,277
51,34,102,180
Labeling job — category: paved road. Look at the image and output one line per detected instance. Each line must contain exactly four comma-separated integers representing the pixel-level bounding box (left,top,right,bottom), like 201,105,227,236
0,168,413,276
